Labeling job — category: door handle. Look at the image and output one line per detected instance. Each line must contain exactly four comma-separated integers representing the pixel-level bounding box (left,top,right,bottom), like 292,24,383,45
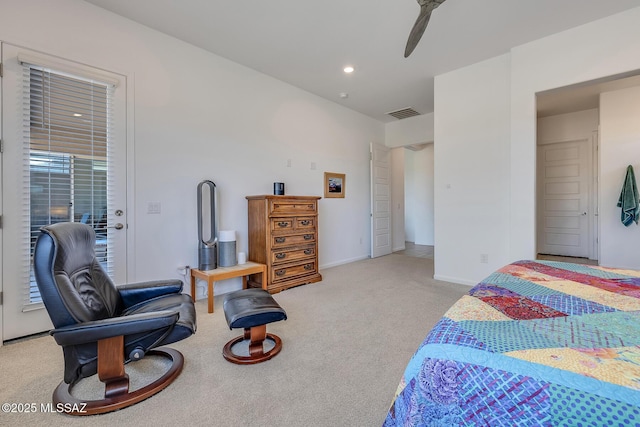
581,212,587,216
107,223,124,230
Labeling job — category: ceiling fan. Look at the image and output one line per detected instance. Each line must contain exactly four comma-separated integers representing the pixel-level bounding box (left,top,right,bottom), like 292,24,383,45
404,0,447,58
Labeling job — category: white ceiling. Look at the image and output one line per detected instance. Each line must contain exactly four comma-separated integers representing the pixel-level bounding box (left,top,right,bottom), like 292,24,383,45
84,0,640,123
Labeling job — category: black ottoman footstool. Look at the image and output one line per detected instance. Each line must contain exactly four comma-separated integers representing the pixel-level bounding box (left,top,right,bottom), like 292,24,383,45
222,288,287,364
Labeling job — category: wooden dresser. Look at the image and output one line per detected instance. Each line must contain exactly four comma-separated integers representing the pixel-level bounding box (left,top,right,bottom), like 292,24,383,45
246,195,322,293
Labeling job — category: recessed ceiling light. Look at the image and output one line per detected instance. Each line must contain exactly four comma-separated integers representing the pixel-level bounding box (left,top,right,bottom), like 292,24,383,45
343,66,354,74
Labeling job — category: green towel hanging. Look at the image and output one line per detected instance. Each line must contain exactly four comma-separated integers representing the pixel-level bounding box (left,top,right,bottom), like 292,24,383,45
617,165,640,226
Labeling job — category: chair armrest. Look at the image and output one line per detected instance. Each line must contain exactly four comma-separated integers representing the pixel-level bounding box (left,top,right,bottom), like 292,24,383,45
118,279,184,308
51,310,179,346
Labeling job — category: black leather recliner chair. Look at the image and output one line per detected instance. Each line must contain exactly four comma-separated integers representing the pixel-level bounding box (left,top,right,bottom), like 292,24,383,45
33,222,196,415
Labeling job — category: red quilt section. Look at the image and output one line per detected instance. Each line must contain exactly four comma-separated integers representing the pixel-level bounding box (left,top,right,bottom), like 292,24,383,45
510,261,640,299
479,296,568,320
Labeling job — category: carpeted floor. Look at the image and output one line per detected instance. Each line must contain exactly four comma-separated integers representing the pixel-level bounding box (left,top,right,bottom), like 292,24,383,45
0,253,469,426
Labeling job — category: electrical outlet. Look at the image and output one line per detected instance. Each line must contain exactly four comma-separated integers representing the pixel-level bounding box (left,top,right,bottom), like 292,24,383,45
480,254,489,264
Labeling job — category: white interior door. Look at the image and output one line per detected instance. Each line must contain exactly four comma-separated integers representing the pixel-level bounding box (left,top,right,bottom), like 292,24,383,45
1,44,128,341
371,142,392,258
537,139,593,258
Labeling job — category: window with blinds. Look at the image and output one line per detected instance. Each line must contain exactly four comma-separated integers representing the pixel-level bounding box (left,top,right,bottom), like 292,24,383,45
23,64,114,303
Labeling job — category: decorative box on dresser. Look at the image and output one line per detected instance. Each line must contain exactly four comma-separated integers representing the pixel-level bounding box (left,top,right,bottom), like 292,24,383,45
246,195,322,293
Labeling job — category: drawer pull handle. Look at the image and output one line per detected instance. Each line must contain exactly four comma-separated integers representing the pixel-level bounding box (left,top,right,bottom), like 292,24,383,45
300,220,311,226
304,234,313,240
275,237,286,243
304,264,313,270
304,249,313,255
275,253,286,259
276,269,286,277
278,221,289,227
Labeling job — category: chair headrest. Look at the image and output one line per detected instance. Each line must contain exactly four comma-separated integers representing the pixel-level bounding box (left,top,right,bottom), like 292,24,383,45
39,222,121,322
42,222,96,275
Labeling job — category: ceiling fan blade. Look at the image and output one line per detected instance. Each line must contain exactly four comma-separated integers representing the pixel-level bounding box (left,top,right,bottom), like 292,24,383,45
404,0,446,58
404,7,433,58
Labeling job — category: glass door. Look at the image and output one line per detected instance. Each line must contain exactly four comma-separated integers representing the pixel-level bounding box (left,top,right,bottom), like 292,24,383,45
1,44,128,340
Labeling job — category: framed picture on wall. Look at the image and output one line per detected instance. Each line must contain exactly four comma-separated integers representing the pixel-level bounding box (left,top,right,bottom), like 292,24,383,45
324,172,345,198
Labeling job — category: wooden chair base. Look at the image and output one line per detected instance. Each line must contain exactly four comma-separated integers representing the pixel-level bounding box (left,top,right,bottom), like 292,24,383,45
52,348,183,416
222,325,283,365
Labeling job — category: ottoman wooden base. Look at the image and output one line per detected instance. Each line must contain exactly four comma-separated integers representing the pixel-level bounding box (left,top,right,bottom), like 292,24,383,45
222,325,283,365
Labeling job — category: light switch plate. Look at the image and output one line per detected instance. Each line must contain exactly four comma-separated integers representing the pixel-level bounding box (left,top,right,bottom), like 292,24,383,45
147,201,161,214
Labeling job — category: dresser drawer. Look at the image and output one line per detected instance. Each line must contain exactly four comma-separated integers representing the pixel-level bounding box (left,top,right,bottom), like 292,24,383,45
271,245,315,265
295,217,315,230
271,260,317,283
271,216,315,233
271,218,294,233
270,200,317,215
272,232,316,248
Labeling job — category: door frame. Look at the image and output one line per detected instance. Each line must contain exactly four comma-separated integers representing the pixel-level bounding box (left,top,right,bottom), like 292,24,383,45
0,42,136,342
370,142,392,258
592,129,600,262
536,136,599,260
0,42,4,346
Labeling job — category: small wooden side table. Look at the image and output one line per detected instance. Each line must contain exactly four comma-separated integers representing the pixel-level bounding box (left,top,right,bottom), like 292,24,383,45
190,261,267,314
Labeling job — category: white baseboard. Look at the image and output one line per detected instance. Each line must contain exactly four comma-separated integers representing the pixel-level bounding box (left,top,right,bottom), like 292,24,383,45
320,254,370,270
433,274,476,287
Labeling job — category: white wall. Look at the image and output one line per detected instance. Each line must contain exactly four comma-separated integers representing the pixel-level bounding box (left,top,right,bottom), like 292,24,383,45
416,144,435,246
0,0,384,296
404,146,434,246
434,54,512,285
404,150,416,243
600,86,640,268
385,113,434,148
509,6,640,264
537,109,599,143
435,6,640,285
386,114,435,251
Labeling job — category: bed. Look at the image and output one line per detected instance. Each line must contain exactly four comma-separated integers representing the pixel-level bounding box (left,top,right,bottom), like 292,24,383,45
384,260,640,426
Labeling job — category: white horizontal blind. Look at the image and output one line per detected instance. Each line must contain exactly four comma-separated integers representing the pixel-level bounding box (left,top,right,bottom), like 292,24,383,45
22,63,114,303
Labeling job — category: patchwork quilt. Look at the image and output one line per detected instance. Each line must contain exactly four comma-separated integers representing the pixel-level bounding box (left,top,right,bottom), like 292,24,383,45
384,260,640,426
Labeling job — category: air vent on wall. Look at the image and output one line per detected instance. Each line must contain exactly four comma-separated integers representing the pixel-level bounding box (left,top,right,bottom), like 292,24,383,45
386,107,421,120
